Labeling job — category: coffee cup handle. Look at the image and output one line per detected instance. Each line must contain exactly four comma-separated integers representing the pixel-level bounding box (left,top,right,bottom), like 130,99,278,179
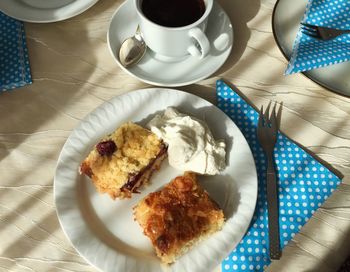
187,28,210,59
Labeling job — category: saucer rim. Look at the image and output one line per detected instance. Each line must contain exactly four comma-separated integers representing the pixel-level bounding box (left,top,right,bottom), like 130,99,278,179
107,0,233,87
0,0,99,23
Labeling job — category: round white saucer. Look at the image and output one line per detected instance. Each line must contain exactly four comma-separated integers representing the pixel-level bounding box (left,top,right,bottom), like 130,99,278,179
0,0,99,23
107,0,233,87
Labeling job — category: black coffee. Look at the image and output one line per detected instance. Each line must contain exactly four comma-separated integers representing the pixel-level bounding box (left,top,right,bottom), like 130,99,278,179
141,0,205,27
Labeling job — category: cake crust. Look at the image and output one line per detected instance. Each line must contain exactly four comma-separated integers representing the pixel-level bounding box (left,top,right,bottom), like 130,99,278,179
79,122,167,199
134,172,225,263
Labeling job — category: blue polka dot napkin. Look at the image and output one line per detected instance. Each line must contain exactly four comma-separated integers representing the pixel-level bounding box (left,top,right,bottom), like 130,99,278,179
285,0,350,75
0,12,32,91
216,80,342,271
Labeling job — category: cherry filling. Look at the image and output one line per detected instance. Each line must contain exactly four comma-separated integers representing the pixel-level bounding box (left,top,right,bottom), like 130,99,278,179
121,144,168,192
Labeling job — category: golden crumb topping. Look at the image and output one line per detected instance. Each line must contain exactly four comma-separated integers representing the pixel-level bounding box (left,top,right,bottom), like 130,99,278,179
80,122,165,198
134,172,224,262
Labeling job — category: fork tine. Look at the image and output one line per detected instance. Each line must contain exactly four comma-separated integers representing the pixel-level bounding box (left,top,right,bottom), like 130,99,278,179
300,25,317,33
264,102,272,124
300,25,316,33
301,28,319,37
301,26,318,34
300,23,324,39
300,22,317,29
270,102,278,132
258,105,264,128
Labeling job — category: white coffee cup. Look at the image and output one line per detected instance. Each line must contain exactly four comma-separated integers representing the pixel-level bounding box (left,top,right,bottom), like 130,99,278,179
134,0,213,59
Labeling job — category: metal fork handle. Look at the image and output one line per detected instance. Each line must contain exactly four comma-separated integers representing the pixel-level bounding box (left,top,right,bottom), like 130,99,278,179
327,29,350,35
321,28,350,40
266,153,281,260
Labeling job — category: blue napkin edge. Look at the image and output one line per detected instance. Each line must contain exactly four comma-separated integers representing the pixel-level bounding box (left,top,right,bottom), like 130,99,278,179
0,15,32,92
215,79,343,181
285,0,313,75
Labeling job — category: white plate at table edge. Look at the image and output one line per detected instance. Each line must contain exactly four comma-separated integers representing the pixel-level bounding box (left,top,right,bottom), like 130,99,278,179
107,0,233,87
0,0,99,23
54,88,257,272
272,0,350,97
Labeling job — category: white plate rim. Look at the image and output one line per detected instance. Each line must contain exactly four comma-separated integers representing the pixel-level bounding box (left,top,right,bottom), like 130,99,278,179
54,87,258,272
106,1,233,87
0,0,99,23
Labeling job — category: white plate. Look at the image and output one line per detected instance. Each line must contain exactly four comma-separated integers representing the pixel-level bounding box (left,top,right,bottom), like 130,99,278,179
0,0,99,23
107,0,233,87
54,88,257,272
272,0,350,97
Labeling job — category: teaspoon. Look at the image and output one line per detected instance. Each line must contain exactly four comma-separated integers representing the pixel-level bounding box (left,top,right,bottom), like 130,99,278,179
118,25,146,68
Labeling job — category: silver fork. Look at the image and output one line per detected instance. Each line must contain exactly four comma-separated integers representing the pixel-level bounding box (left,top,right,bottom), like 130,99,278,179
257,102,281,260
301,22,350,41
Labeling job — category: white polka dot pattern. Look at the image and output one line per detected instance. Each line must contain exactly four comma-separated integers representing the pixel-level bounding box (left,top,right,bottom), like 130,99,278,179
0,12,32,91
285,0,350,75
216,80,341,271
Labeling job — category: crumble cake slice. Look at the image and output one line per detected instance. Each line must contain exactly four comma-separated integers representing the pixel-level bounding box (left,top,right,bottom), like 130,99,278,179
133,172,225,263
79,122,167,199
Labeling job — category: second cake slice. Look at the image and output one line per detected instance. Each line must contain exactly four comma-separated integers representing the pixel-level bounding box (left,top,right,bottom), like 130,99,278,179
134,172,225,263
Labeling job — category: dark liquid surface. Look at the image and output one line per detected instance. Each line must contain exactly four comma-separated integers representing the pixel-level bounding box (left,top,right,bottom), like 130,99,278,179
141,0,205,27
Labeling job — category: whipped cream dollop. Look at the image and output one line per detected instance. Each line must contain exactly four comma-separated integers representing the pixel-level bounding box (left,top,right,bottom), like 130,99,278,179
147,107,226,175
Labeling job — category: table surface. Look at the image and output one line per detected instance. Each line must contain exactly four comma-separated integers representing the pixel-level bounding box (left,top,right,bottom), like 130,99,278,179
1,0,349,271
